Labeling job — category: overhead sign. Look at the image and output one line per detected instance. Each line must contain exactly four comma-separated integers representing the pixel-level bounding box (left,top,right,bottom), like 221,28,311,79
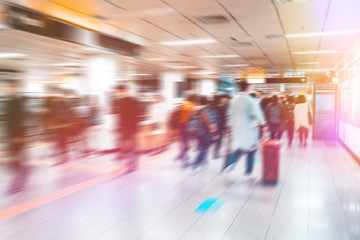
5,4,142,57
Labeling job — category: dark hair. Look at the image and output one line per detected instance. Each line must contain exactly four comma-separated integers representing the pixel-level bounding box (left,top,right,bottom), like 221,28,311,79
250,93,256,98
237,80,250,92
199,96,208,105
271,95,278,103
187,94,198,103
297,95,306,104
288,95,295,104
115,84,128,91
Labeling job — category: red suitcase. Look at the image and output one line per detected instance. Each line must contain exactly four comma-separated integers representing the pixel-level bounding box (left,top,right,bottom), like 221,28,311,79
262,139,281,184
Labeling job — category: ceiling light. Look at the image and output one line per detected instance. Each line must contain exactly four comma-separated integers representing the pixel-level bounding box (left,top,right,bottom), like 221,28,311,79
160,39,216,46
297,62,320,64
0,53,27,59
302,69,332,72
128,73,152,76
200,55,241,59
168,66,197,69
285,30,359,38
222,64,249,67
292,50,339,55
247,78,265,84
191,71,217,75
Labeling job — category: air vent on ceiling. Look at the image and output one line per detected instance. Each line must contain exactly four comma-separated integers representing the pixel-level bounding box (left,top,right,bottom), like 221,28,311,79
247,56,267,61
266,34,284,40
230,41,253,47
197,15,229,24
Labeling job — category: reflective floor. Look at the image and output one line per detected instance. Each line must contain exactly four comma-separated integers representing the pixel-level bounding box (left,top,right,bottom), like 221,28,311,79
1,139,360,240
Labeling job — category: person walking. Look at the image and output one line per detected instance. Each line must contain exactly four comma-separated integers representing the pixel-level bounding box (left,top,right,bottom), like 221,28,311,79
174,94,197,167
222,81,266,177
285,96,296,146
294,94,312,147
264,95,286,140
114,84,141,173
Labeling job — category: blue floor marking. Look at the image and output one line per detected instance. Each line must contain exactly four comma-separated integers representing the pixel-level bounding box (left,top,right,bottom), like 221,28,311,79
194,198,224,213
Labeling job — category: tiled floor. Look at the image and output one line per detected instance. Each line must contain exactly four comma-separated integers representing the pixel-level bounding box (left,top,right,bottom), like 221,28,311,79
1,139,360,240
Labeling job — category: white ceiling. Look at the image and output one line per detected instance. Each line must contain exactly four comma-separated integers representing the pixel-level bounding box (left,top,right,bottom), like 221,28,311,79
1,0,360,82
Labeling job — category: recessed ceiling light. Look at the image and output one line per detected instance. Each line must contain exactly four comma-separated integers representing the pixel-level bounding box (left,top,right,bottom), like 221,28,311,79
222,64,250,67
0,53,27,59
160,39,216,46
200,55,241,59
285,30,359,38
292,50,339,55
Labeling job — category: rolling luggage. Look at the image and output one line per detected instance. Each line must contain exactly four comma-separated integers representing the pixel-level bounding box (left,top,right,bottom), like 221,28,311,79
262,139,281,183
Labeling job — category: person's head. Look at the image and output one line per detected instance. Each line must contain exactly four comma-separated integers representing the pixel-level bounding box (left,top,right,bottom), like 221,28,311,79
237,81,250,93
115,84,129,97
297,94,307,104
288,95,295,104
199,96,208,106
250,93,256,98
271,95,279,105
256,91,264,99
186,94,198,104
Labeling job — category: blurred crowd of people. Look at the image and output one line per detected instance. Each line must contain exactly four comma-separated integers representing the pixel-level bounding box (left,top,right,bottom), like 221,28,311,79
1,80,312,179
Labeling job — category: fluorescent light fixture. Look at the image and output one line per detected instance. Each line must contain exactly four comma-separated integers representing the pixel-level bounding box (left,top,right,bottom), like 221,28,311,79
285,29,359,38
168,65,197,69
302,69,332,72
247,78,265,84
191,71,217,75
292,50,339,55
200,54,241,59
160,39,216,46
128,73,152,76
0,53,27,59
297,62,320,65
222,64,250,67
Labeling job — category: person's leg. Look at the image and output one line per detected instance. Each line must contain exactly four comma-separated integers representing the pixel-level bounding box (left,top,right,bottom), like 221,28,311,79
288,120,295,146
304,127,309,147
245,149,256,175
277,124,283,140
214,129,223,158
222,149,241,171
127,134,139,172
193,137,207,169
298,127,304,146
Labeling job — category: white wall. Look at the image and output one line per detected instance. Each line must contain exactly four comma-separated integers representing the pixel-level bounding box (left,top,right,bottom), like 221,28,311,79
160,72,184,107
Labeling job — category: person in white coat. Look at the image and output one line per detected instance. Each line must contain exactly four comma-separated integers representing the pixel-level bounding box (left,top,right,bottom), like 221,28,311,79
222,81,266,176
294,94,312,147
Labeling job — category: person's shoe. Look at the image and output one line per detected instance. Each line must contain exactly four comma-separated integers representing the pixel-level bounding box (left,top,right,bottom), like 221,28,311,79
244,172,258,180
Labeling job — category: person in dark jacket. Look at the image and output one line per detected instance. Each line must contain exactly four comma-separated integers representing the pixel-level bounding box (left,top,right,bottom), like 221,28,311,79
114,84,141,173
265,95,286,140
285,96,296,146
4,81,27,162
213,94,229,159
